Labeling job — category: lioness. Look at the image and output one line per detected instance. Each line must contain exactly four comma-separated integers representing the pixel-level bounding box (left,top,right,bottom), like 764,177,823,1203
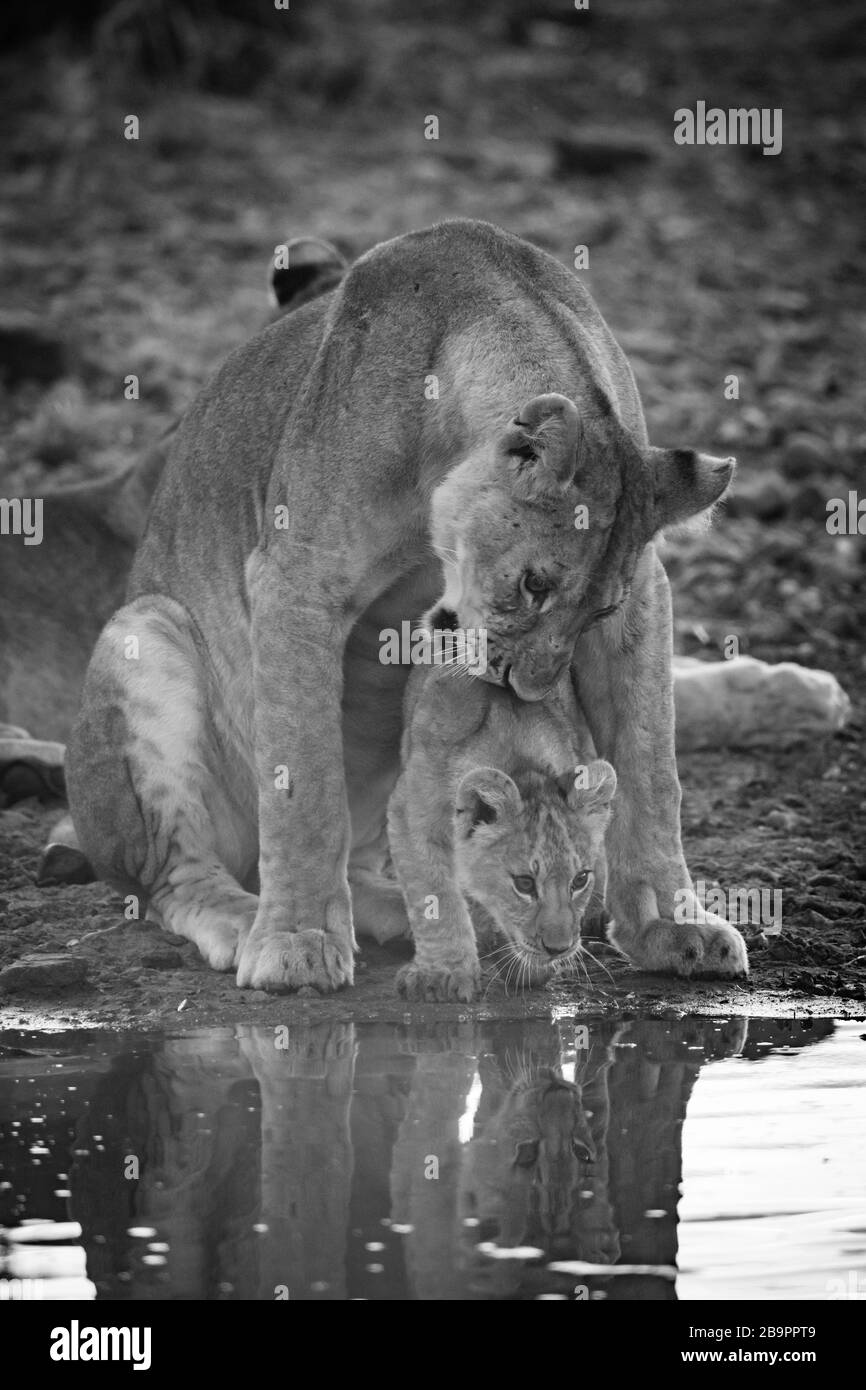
67,219,748,992
389,658,617,1001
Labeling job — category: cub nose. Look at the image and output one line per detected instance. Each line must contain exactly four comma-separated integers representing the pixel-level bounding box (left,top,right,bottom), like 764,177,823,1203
542,939,571,957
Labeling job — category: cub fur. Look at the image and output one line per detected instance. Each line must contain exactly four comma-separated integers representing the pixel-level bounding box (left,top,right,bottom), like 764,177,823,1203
389,662,617,1002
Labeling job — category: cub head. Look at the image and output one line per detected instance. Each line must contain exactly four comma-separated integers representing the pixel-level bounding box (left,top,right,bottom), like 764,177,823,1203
428,391,734,700
458,1063,606,1271
454,757,617,973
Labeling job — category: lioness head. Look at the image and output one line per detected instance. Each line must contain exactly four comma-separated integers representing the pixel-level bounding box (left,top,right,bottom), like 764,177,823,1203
454,757,616,973
427,391,734,700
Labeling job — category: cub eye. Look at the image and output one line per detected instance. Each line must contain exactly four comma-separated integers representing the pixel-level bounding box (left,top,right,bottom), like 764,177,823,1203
511,873,537,899
520,570,553,604
570,869,591,894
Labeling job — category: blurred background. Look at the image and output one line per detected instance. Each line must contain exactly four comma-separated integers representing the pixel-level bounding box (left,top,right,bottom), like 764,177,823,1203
0,0,864,664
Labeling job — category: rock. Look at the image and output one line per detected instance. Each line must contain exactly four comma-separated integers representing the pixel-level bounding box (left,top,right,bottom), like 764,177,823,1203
807,871,847,889
673,655,851,751
36,843,95,886
0,737,66,806
0,314,68,386
767,939,798,962
140,948,185,970
788,480,829,521
782,433,828,479
0,953,89,992
757,288,810,316
553,129,655,176
724,470,789,521
765,808,800,831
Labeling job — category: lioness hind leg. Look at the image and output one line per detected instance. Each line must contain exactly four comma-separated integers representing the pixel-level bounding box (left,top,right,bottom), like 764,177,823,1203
66,596,259,973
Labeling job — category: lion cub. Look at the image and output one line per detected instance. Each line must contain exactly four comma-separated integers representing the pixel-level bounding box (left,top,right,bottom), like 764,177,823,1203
387,660,617,1002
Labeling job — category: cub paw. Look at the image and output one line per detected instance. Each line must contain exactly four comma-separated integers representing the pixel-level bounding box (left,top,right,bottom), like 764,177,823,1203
236,928,354,993
614,915,748,980
397,959,481,1003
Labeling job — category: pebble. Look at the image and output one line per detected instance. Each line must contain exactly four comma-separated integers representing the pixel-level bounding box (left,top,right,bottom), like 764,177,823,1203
0,953,89,993
724,470,789,521
36,844,96,887
552,129,655,176
140,949,185,970
781,433,828,479
0,313,68,386
788,480,828,521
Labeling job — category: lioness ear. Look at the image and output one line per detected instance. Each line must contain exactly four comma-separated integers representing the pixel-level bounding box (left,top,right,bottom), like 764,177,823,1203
648,448,735,531
456,767,522,836
500,392,580,490
270,236,347,314
559,759,617,816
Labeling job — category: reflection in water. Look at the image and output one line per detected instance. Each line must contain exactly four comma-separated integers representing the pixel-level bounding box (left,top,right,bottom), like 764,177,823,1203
1,1016,862,1301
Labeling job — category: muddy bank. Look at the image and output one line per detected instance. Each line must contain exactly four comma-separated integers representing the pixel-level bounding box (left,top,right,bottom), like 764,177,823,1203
2,732,864,1031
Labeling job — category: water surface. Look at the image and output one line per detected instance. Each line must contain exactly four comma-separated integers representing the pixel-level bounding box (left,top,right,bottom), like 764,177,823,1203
1,1016,863,1300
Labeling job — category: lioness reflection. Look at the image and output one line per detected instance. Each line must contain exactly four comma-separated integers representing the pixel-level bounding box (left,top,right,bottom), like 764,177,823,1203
66,1018,829,1300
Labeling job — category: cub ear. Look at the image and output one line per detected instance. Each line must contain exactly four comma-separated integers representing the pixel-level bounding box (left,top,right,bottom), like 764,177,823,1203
513,1138,540,1168
648,447,735,531
558,759,617,817
270,236,347,314
500,392,580,490
456,767,522,836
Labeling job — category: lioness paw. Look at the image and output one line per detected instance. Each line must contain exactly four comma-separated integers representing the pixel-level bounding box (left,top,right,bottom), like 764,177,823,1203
613,915,748,980
236,928,353,993
397,959,481,1003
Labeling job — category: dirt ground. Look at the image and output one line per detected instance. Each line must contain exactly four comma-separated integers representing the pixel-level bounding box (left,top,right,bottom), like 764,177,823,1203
1,0,864,1028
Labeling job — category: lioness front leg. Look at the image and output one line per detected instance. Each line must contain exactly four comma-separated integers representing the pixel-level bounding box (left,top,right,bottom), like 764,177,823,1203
235,551,356,993
574,549,748,980
388,781,481,1003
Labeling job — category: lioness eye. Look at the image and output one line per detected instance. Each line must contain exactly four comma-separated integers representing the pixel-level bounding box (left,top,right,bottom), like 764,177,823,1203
570,869,591,894
520,570,553,603
512,873,537,898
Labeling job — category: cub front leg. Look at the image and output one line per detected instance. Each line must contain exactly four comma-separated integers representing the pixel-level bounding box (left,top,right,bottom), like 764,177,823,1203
388,780,481,1003
235,550,356,993
573,548,748,980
